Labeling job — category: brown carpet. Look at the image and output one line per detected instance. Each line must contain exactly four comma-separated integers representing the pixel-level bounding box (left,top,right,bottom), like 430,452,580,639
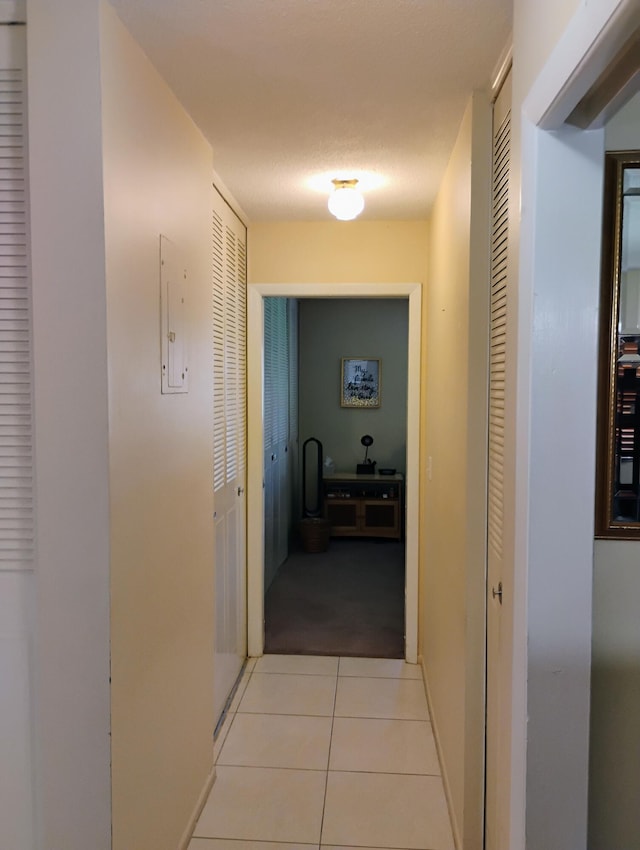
264,538,405,658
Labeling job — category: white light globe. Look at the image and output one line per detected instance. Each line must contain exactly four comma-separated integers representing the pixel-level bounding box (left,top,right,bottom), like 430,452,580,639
328,182,365,220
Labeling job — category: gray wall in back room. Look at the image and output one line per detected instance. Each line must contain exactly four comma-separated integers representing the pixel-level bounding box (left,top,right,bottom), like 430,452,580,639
298,298,408,475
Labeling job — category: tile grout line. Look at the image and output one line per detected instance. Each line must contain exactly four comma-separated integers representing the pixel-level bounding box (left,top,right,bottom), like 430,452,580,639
197,657,448,850
318,661,340,847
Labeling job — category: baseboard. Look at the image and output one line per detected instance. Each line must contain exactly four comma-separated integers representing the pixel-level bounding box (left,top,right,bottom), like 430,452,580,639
177,765,216,850
419,655,462,850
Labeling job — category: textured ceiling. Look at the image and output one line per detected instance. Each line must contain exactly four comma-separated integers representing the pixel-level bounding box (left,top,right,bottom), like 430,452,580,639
110,0,512,221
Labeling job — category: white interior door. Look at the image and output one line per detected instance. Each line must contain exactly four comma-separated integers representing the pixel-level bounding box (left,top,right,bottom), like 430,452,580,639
212,188,247,723
485,69,511,850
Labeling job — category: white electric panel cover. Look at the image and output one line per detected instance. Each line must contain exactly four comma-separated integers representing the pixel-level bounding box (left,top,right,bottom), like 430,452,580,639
160,235,189,394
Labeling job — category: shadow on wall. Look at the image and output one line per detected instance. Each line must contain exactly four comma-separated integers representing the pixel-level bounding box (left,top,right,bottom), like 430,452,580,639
589,659,640,849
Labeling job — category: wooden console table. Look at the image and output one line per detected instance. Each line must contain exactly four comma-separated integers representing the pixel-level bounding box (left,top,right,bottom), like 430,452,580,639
323,472,404,540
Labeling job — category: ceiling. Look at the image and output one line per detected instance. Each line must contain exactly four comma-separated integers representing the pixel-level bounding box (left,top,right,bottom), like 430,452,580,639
110,0,512,222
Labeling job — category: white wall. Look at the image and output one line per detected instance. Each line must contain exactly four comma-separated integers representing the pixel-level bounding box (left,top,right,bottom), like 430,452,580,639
27,2,112,848
298,298,408,475
421,92,491,850
510,1,632,848
101,5,216,850
589,90,640,850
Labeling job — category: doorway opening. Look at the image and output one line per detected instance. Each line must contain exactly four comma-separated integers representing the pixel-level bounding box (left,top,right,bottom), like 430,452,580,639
263,296,408,658
247,282,421,663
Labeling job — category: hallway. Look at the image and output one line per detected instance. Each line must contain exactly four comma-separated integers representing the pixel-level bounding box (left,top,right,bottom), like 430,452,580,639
190,655,454,849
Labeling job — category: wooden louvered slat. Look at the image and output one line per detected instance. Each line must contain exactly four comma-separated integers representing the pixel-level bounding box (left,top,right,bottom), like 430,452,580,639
487,99,511,563
235,236,247,476
224,227,238,483
0,58,32,571
212,207,226,493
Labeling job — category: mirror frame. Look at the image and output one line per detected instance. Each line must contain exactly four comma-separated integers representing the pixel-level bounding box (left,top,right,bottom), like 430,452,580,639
596,150,640,538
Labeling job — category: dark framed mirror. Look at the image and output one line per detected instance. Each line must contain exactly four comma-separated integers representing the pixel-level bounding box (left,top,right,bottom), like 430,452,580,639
596,151,640,538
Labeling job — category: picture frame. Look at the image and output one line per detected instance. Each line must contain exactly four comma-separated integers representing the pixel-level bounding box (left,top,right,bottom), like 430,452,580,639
341,358,381,408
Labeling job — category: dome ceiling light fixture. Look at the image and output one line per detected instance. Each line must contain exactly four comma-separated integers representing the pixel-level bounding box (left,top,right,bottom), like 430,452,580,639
327,177,365,221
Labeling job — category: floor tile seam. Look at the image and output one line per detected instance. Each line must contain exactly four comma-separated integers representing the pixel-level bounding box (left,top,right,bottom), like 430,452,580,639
334,657,412,675
320,843,442,850
332,716,432,724
215,763,328,772
230,709,334,719
333,714,430,722
319,836,445,850
216,761,330,772
190,841,318,847
325,767,443,778
193,829,322,846
237,710,335,718
337,676,423,682
318,824,436,849
319,667,340,850
250,672,340,679
336,674,423,681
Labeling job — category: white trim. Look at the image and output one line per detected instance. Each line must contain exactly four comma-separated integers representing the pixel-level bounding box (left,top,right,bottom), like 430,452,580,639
509,1,637,846
247,282,422,662
420,654,461,850
491,40,513,101
176,766,216,850
212,167,250,227
247,286,265,658
525,0,640,130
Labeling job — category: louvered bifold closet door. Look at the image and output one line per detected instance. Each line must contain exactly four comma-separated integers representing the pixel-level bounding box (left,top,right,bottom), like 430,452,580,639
212,207,247,496
488,90,510,563
212,187,247,725
0,31,32,572
212,207,225,495
236,237,247,482
485,68,511,850
224,227,239,485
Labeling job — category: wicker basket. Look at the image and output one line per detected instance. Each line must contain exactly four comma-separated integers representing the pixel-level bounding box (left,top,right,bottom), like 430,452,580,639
299,517,330,553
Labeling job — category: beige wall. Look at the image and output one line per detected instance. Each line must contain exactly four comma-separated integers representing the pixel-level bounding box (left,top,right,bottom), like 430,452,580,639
589,90,640,850
101,7,215,850
421,93,491,850
249,220,428,284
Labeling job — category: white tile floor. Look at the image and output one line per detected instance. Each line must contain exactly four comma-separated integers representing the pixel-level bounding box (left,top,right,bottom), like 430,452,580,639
190,655,455,850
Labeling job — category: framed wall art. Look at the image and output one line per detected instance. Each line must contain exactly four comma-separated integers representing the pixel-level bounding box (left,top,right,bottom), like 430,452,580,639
341,358,380,408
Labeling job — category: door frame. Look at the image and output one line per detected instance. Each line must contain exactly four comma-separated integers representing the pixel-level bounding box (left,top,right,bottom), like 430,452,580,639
246,282,422,662
506,1,640,846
